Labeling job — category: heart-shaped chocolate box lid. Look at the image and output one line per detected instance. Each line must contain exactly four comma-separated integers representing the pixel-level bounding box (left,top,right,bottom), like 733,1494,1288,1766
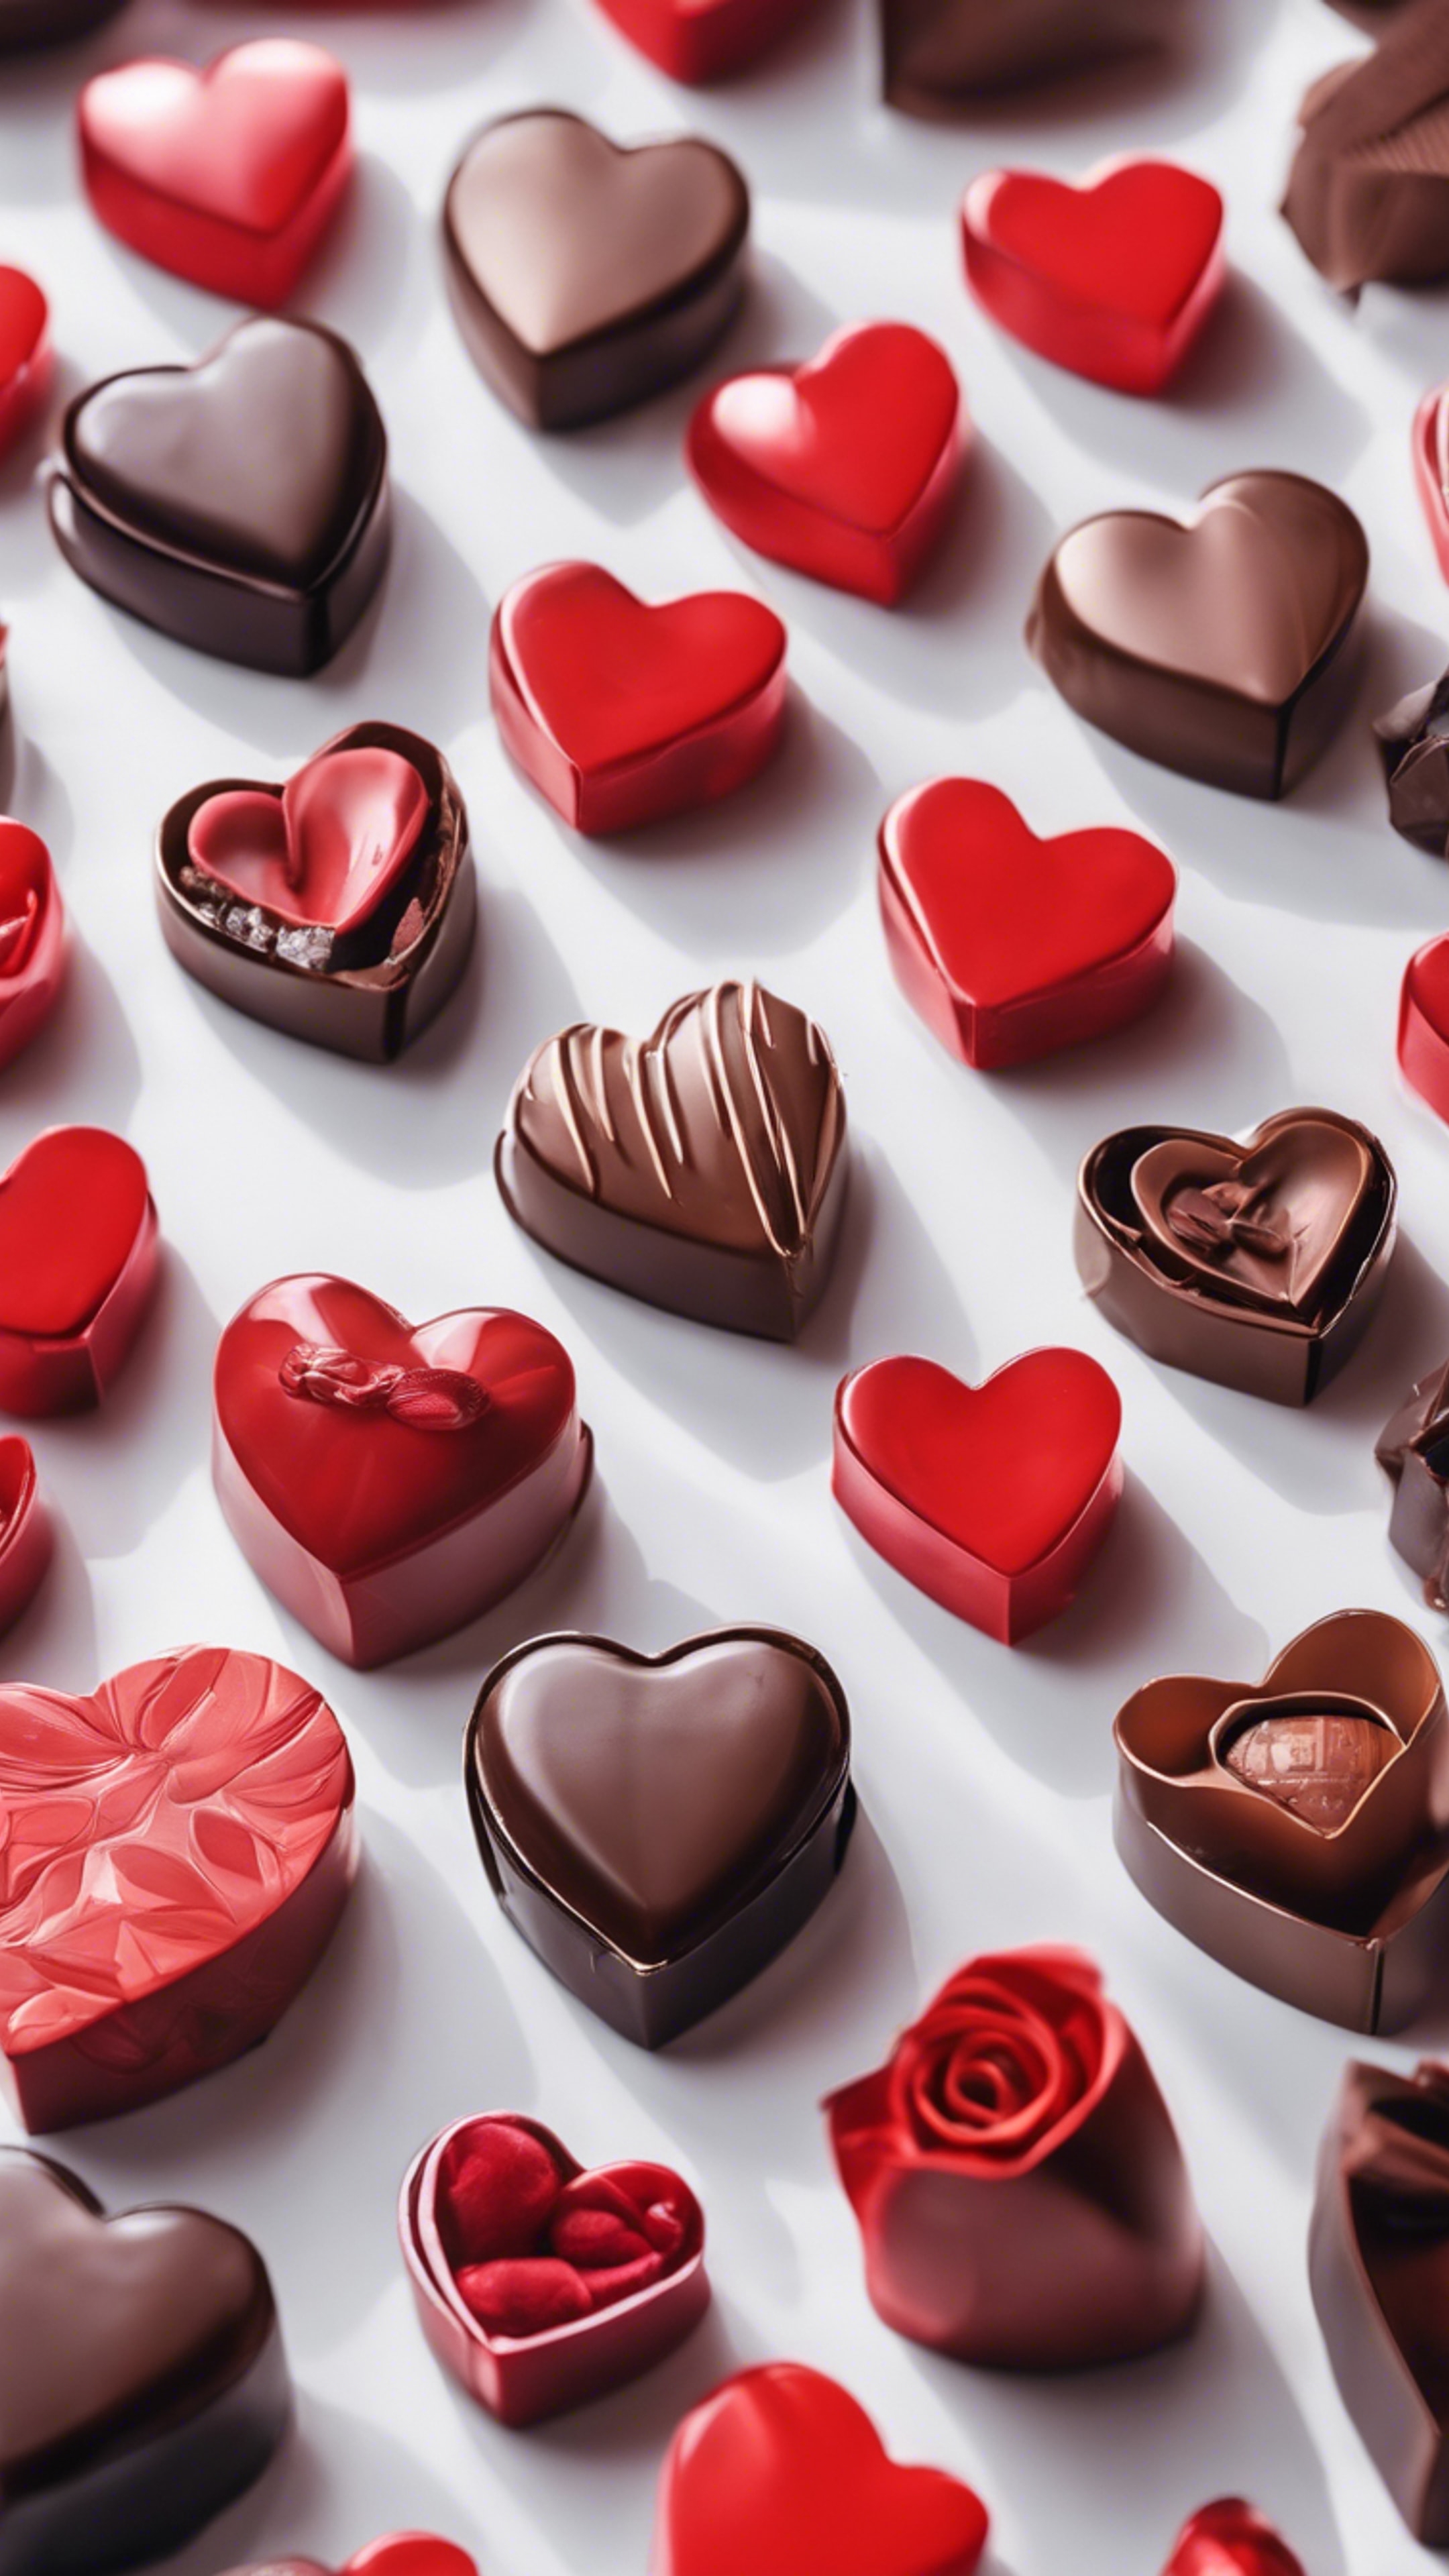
466,1627,855,2047
0,2148,290,2575
1076,1108,1397,1404
1115,1611,1449,2029
881,0,1182,114
156,723,475,1064
1310,2057,1449,2543
50,317,390,678
1379,1361,1449,1611
444,109,749,431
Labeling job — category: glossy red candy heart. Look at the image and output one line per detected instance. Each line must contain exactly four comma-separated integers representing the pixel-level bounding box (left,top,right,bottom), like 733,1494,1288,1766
1414,385,1449,584
490,561,788,835
962,158,1225,396
0,1436,49,1639
213,1275,593,1668
0,1643,356,2131
834,1350,1124,1642
0,820,66,1071
686,323,963,604
0,1128,158,1416
222,2536,478,2576
1400,936,1449,1127
653,2362,989,2576
588,0,816,83
1161,2498,1306,2576
0,266,50,460
78,40,352,309
879,778,1175,1067
189,745,429,936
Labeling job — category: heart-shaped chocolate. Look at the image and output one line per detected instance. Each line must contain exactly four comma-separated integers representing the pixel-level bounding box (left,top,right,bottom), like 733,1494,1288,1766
401,2112,708,2424
157,725,474,1063
1114,1611,1449,2029
222,2546,477,2576
1311,2058,1449,2544
1028,472,1368,798
0,1126,160,1416
1379,1360,1449,1611
50,317,390,676
0,1436,48,1640
0,2149,290,2576
1160,2500,1306,2576
881,0,1185,114
444,111,749,430
214,1275,592,1668
1075,1108,1396,1403
653,2363,989,2576
0,266,49,463
498,979,847,1342
1284,11,1449,293
0,1643,356,2131
0,820,65,1073
466,1628,854,2046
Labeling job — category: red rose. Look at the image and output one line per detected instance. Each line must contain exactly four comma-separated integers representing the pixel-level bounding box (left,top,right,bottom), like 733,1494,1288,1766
824,1947,1203,2367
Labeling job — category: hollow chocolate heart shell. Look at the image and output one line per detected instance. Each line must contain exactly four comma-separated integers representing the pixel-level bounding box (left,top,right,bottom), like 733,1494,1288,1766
466,1629,855,2047
222,2546,477,2576
0,1644,357,2131
0,820,65,1073
0,0,127,46
1114,1611,1449,2029
653,2363,989,2576
78,41,352,309
0,1438,48,1640
1075,1108,1397,1405
49,317,390,677
1378,1359,1449,1611
157,724,476,1063
400,2111,709,2424
1159,2500,1307,2576
214,1277,592,1669
0,2149,290,2576
686,323,962,604
833,1351,1123,1641
1309,2058,1449,2544
498,979,847,1341
1027,473,1369,798
0,1127,160,1417
878,778,1175,1066
444,111,749,431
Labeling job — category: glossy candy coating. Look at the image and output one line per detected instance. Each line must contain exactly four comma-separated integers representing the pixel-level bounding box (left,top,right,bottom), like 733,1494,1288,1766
0,1127,158,1416
0,822,65,1073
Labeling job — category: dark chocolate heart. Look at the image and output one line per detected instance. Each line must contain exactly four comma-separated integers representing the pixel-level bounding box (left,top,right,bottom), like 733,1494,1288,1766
0,0,126,46
881,0,1184,112
497,979,848,1342
443,111,749,430
1128,1115,1378,1319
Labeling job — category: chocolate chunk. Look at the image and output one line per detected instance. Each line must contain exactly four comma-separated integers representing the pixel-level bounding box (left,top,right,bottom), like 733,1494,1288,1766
880,0,1185,113
1285,1,1449,288
465,1627,855,2047
1377,672,1449,853
49,317,389,676
1028,472,1368,799
0,2149,290,2575
443,111,749,431
0,0,127,47
1379,1360,1449,1608
497,979,849,1342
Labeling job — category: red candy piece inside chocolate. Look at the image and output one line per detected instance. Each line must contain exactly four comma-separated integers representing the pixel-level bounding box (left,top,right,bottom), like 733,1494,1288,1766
189,746,429,936
435,2116,697,2341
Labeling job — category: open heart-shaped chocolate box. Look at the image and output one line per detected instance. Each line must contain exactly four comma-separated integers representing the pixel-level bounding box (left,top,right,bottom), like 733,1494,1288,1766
1114,1611,1449,2029
400,2112,708,2425
1075,1108,1397,1404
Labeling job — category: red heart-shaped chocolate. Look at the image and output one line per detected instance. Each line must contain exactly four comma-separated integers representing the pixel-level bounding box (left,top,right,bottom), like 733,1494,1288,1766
588,0,816,82
78,40,352,309
962,158,1224,395
222,2538,477,2576
1401,936,1449,1129
1161,2498,1306,2576
0,820,66,1072
0,1434,48,1639
188,745,429,936
0,1127,158,1416
879,778,1175,1066
653,2363,989,2576
0,1644,356,2131
490,562,788,834
0,265,50,460
213,1275,592,1668
687,323,962,604
834,1350,1123,1642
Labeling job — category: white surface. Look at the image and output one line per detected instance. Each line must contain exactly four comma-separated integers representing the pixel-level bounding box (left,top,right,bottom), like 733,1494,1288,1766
1,3,1447,2571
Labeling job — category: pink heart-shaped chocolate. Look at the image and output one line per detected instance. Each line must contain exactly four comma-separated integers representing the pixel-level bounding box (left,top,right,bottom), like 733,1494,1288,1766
188,747,428,936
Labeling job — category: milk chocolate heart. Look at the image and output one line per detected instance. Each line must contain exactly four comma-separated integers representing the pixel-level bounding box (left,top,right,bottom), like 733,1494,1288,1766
1075,1108,1396,1403
498,979,847,1342
223,2546,477,2576
1284,11,1449,292
1310,2058,1449,2543
653,2363,989,2576
0,1438,48,1641
214,1276,592,1668
686,323,962,604
0,1643,356,2131
490,563,788,834
401,2111,708,2423
444,111,749,431
0,1127,159,1416
878,777,1175,1066
1027,472,1368,798
0,820,65,1073
78,40,352,308
157,725,474,1063
466,1627,855,2046
0,268,50,463
50,317,390,676
1114,1611,1449,2029
1160,2500,1306,2576
0,2149,290,2576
